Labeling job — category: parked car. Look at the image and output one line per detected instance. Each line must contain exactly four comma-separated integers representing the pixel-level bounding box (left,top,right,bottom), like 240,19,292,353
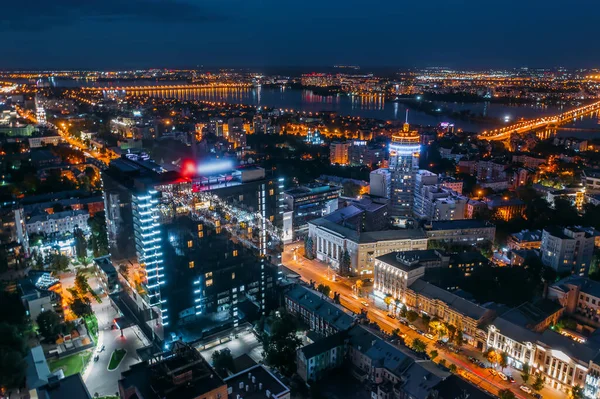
489,369,498,376
532,393,543,399
408,324,417,330
508,375,515,383
425,333,434,340
361,301,369,307
498,372,508,381
387,313,396,319
520,386,532,394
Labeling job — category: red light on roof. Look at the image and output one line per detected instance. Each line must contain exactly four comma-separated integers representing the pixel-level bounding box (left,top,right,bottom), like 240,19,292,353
182,160,196,177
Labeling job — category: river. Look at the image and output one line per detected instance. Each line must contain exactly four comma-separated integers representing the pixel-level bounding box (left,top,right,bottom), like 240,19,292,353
30,78,600,137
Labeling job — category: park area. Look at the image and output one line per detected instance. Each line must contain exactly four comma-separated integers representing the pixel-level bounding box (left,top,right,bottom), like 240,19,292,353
48,350,92,376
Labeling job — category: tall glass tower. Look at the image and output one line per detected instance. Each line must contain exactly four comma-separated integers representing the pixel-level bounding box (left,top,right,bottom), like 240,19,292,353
389,118,421,221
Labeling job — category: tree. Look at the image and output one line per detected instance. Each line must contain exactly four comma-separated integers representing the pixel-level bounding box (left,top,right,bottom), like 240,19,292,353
455,330,464,347
406,310,418,322
304,236,315,260
384,295,393,310
50,253,70,274
74,227,87,260
532,374,545,391
316,284,331,297
262,310,302,376
0,323,27,390
572,385,584,399
37,310,62,340
439,359,447,367
88,212,109,257
486,349,501,366
212,348,234,377
446,323,457,340
71,297,93,318
75,270,92,297
399,304,408,318
0,291,27,326
521,363,531,383
499,389,517,399
411,338,427,353
421,313,431,326
499,351,508,371
429,350,439,361
342,181,362,198
340,249,351,276
449,364,457,373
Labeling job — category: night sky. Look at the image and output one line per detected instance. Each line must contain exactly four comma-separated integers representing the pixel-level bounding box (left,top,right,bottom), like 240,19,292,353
1,0,599,69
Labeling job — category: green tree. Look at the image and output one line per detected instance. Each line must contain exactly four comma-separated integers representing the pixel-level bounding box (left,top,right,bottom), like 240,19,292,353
406,310,418,322
316,284,331,297
71,297,93,318
74,227,87,260
75,270,92,297
422,313,431,326
304,236,314,260
449,364,457,373
439,359,447,367
533,374,545,391
572,385,584,399
340,249,351,276
0,323,27,390
342,181,362,198
37,310,62,340
499,389,517,399
455,330,464,347
411,338,427,353
499,351,508,370
211,348,234,377
429,350,438,361
88,212,109,257
399,304,408,318
50,253,70,274
521,363,531,383
262,310,302,376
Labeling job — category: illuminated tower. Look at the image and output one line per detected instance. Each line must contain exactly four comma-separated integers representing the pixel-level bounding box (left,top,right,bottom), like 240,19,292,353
388,111,420,221
35,96,46,126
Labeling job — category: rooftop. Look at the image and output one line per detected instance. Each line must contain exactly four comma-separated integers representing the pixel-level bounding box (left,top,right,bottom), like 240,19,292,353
510,229,542,242
300,330,346,359
427,220,493,231
499,300,563,329
376,250,442,272
224,364,290,399
551,276,600,299
37,374,92,399
27,209,88,224
409,279,489,320
432,375,495,399
285,285,355,332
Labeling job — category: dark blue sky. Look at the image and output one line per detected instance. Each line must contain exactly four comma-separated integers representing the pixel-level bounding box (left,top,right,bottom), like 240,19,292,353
2,0,598,69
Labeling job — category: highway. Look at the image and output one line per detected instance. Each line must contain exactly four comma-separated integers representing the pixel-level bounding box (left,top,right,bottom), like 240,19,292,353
479,99,600,141
282,244,566,399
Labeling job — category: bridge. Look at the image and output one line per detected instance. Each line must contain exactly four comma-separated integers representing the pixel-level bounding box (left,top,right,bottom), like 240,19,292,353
478,100,600,141
81,83,252,92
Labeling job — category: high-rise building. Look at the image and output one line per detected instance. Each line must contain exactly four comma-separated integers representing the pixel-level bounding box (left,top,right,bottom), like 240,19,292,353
102,155,284,341
541,226,596,276
35,96,46,126
227,117,246,149
330,141,351,165
388,118,420,221
369,168,391,199
208,117,224,137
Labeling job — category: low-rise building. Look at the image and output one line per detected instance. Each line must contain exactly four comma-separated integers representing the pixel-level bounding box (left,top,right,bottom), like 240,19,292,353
448,252,490,277
283,183,341,235
297,331,346,382
26,209,90,236
549,277,600,328
508,229,543,250
285,285,355,337
425,220,495,245
224,364,290,399
94,256,119,294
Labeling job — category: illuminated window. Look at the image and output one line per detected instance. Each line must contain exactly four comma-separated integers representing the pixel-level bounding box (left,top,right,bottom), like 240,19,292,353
189,261,194,269
269,189,274,196
198,224,203,231
233,250,238,257
216,227,222,234
205,272,212,278
232,272,236,280
187,240,193,248
198,231,204,238
206,279,213,287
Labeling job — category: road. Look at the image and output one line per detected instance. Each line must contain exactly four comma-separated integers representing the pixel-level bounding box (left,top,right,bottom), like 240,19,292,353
282,244,566,399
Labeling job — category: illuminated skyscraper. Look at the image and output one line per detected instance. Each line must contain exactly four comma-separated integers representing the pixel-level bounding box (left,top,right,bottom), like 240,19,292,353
388,114,420,221
35,96,46,126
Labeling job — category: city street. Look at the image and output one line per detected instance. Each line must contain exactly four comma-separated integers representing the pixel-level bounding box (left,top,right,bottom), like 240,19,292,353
198,330,263,365
282,243,567,399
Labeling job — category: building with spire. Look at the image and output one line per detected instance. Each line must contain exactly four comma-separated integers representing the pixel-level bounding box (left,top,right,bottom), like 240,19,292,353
388,111,421,222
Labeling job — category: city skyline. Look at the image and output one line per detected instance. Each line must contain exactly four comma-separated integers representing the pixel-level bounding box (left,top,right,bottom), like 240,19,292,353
2,0,600,69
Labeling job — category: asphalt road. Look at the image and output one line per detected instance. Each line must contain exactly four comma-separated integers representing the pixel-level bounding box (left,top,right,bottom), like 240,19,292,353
282,244,566,399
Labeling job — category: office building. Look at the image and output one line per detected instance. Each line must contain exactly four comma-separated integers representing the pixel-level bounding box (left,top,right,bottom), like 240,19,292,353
541,226,596,276
209,117,224,137
369,168,391,198
283,183,341,235
119,341,227,399
388,121,420,221
413,170,439,219
507,229,542,250
348,141,385,167
549,276,600,328
227,117,246,149
26,209,90,236
102,155,283,341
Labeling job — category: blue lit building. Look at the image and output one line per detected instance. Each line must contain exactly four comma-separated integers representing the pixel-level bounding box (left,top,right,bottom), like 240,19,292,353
102,155,284,342
388,122,421,221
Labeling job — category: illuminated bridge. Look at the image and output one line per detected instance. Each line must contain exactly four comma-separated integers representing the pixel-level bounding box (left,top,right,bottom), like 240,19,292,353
81,83,252,92
479,100,600,141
